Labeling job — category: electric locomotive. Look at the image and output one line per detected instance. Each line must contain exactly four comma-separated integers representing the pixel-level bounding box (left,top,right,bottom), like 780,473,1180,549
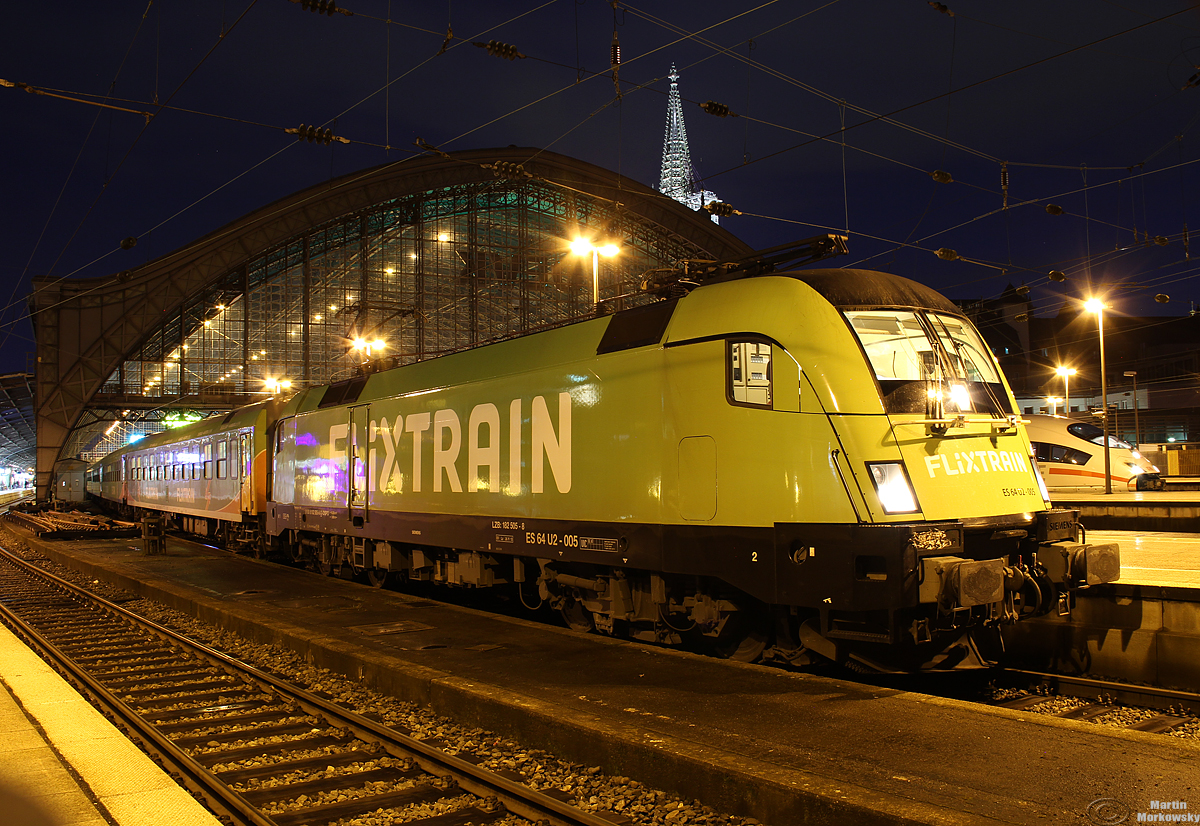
90,237,1119,671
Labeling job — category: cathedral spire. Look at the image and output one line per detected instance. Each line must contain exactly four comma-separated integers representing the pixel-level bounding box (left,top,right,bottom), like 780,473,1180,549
657,65,720,222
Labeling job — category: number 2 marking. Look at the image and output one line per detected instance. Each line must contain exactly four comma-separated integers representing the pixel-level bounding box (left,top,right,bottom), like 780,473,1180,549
751,552,758,563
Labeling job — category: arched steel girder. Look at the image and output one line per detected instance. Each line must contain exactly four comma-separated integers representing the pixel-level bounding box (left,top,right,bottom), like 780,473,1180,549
30,147,752,500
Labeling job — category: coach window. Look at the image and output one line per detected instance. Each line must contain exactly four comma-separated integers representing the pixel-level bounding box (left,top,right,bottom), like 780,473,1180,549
203,442,213,479
230,438,240,479
728,340,773,408
216,439,228,479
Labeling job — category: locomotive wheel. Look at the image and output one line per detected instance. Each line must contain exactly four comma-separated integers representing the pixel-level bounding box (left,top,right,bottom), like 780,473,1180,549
560,599,595,633
367,568,390,588
710,606,771,662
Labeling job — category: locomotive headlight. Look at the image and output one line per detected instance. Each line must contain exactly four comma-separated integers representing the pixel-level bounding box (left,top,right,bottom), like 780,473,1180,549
865,462,920,514
948,383,971,411
1125,463,1145,475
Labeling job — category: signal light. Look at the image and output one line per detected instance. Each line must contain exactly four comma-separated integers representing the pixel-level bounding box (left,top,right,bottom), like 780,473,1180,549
474,40,524,60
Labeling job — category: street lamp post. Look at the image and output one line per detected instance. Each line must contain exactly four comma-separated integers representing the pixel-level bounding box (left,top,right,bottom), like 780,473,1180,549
1055,366,1077,417
1085,298,1111,494
569,237,620,308
1124,370,1139,446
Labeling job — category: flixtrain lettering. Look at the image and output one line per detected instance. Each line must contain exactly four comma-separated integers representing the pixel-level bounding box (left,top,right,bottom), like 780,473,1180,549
923,450,1029,478
329,392,572,496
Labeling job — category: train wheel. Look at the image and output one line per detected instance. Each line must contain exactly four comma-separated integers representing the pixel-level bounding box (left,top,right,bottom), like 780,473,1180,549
710,606,771,662
560,599,595,633
367,568,390,588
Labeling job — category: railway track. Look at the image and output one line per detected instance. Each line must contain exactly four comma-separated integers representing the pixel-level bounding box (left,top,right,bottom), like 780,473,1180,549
992,669,1200,735
0,545,627,826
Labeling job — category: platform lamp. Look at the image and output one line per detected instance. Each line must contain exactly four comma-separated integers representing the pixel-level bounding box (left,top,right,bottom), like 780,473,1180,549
1085,298,1112,494
569,237,620,307
1124,370,1139,447
1055,366,1076,417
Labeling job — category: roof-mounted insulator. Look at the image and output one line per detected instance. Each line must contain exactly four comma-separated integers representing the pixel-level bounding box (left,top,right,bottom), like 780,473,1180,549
700,100,736,118
704,201,741,218
474,40,524,60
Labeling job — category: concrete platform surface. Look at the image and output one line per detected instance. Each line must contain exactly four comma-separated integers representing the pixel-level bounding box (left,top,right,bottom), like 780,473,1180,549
0,621,222,826
11,528,1200,826
1053,489,1200,503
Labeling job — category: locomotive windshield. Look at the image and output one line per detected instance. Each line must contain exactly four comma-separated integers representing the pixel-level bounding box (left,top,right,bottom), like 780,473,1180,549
844,309,1013,416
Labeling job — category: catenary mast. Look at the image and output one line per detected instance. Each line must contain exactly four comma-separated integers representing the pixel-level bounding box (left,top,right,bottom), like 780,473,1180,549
658,65,719,223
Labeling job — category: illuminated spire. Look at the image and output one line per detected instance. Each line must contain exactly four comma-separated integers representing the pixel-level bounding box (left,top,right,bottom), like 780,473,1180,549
658,65,720,223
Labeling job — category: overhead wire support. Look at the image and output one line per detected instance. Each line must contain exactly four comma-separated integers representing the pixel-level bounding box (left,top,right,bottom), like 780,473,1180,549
289,0,352,17
482,160,532,180
474,40,525,60
0,78,154,122
286,124,349,144
699,100,736,118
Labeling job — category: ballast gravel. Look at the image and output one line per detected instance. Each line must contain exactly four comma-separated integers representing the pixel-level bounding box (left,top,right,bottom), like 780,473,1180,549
52,572,762,826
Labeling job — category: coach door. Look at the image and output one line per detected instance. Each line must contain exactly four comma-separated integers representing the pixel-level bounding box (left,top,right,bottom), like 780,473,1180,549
239,432,253,512
349,405,370,521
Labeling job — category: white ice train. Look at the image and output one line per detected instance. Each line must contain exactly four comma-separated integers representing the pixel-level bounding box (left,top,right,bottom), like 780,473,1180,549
1023,414,1163,491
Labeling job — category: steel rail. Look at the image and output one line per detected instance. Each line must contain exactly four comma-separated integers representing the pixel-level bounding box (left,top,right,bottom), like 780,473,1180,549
0,566,273,826
1000,667,1200,714
0,544,620,826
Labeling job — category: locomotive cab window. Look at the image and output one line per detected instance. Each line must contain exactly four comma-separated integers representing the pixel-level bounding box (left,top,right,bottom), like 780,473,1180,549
844,309,1012,416
728,340,773,408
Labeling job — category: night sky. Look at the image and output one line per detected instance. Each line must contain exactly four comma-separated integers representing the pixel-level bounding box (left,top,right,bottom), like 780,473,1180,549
5,1,1200,376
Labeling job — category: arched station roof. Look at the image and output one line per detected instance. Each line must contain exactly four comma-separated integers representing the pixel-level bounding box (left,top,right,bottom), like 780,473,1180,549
30,147,752,499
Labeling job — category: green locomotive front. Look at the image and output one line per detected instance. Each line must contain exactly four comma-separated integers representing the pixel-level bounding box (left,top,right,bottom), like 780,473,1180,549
266,267,1118,670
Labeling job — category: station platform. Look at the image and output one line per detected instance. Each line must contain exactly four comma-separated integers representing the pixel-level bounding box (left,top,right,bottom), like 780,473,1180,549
0,619,222,826
6,525,1200,826
1051,488,1200,531
1089,530,1200,589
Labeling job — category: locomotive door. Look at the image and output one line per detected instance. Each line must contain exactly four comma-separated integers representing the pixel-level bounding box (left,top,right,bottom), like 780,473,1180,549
349,404,370,520
239,432,253,512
